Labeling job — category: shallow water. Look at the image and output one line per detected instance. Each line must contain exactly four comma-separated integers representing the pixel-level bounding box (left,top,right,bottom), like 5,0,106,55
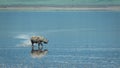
0,36,120,68
0,45,120,68
0,11,120,68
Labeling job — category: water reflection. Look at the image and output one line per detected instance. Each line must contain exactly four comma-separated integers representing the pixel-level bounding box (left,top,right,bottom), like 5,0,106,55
31,46,48,58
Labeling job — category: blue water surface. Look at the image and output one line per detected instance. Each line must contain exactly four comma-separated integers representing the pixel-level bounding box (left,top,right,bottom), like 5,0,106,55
0,11,120,68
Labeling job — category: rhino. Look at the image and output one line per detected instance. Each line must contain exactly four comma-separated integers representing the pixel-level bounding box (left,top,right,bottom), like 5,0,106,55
30,36,48,49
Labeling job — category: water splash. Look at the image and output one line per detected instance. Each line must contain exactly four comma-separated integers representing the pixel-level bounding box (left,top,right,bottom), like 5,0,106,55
16,40,31,47
15,34,34,47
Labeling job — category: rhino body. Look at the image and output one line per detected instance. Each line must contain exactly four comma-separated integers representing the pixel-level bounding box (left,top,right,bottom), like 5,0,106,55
30,36,48,49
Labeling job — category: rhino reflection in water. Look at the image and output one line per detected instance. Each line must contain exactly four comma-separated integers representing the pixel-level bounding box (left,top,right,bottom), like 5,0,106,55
31,47,48,58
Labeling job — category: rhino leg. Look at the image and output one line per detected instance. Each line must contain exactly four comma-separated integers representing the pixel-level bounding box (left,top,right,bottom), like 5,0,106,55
38,43,43,50
38,43,40,47
31,40,34,47
41,43,43,50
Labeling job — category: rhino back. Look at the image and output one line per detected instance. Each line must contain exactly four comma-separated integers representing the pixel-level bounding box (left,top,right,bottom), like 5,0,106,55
31,36,44,42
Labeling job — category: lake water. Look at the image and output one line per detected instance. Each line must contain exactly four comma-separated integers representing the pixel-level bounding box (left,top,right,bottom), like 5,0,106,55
0,11,120,68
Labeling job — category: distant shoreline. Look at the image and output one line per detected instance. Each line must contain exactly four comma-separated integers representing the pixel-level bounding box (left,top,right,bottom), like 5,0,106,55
0,5,120,11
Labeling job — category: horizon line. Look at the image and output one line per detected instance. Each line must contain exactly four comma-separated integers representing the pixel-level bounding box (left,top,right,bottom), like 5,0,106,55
0,5,120,11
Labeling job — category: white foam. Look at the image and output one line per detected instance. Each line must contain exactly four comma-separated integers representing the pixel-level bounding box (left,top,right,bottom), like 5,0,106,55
16,40,31,47
15,34,30,39
15,33,35,47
